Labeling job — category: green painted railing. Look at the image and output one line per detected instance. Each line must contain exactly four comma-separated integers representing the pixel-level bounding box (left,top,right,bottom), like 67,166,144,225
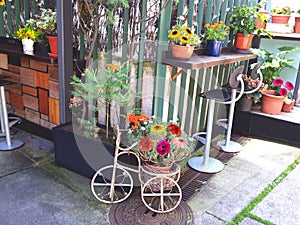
0,0,258,133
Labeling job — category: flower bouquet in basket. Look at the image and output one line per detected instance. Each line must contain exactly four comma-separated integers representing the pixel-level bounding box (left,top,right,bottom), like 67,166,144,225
126,114,196,169
126,114,196,191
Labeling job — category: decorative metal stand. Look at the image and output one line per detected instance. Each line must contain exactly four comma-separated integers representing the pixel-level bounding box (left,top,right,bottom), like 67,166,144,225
91,127,182,213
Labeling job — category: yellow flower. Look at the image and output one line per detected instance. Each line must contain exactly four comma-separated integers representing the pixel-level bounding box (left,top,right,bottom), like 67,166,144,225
179,36,189,44
225,26,230,30
204,23,210,28
183,27,193,36
150,124,166,134
169,29,180,39
26,30,36,40
0,0,5,6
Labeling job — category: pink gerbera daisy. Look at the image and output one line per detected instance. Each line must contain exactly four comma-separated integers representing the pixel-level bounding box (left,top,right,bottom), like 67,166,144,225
171,137,188,148
273,78,284,87
279,88,288,97
285,81,294,91
156,140,170,156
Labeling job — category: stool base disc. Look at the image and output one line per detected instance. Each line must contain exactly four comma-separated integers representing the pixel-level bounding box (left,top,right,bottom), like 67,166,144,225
0,139,24,151
217,140,242,153
188,157,224,173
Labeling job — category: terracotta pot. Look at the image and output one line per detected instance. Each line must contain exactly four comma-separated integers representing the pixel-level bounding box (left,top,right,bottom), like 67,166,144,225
47,35,58,58
295,17,300,34
271,14,290,24
234,33,254,50
281,102,293,112
171,44,194,59
143,161,171,172
255,11,269,29
261,90,285,115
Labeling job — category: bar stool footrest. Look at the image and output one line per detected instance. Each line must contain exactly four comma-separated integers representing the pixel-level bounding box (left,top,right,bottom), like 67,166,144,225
216,119,228,129
192,132,206,145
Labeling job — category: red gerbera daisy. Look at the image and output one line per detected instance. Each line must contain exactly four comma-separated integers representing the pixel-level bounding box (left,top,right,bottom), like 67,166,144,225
139,138,153,152
168,124,182,135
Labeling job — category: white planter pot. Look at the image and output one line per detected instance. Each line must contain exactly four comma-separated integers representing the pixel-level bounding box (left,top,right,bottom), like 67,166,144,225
22,39,34,55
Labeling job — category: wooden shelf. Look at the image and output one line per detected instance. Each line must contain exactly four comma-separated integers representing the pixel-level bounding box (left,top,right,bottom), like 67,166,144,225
162,48,257,70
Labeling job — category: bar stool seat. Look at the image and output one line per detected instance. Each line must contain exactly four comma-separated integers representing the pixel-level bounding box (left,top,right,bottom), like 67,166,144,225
188,65,245,173
0,80,24,150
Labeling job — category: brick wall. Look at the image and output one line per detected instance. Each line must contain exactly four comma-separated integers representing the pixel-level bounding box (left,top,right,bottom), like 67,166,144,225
0,53,59,129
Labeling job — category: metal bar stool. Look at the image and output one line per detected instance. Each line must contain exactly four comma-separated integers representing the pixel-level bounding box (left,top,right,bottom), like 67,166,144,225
0,80,24,150
216,62,262,152
188,66,245,173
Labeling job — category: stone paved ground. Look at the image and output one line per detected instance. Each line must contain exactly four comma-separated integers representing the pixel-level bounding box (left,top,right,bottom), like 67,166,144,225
0,128,299,225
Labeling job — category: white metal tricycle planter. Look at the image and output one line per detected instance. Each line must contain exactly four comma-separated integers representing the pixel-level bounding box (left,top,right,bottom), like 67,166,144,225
91,126,182,213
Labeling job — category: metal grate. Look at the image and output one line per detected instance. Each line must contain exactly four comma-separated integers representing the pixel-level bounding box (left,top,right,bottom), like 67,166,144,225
179,136,246,201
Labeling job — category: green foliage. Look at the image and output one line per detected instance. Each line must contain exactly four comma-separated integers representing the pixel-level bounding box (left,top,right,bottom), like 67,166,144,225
230,5,270,37
251,46,298,86
271,6,293,15
70,64,135,138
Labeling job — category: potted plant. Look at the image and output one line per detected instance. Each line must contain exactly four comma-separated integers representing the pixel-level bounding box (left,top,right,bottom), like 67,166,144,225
255,0,269,29
271,6,292,24
203,20,230,56
53,63,136,178
14,24,41,55
261,78,294,115
236,73,263,111
230,4,271,51
294,9,300,33
251,46,298,87
126,114,196,170
27,8,57,57
168,17,201,59
281,81,295,112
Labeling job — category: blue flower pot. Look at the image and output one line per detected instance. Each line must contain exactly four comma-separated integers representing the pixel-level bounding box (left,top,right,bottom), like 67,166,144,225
205,40,223,57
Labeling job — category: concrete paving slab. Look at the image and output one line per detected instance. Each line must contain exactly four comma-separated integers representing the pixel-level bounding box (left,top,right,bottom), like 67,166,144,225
206,172,268,222
240,217,264,225
205,138,300,222
192,212,226,225
0,167,110,225
0,151,33,177
252,163,300,225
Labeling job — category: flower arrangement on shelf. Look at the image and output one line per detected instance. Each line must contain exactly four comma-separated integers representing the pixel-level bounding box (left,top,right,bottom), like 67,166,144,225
204,21,230,41
168,18,201,47
126,114,196,167
271,6,293,15
14,25,40,41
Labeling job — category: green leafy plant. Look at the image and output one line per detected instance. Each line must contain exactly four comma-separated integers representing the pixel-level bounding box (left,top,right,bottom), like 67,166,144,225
271,6,293,15
204,21,230,41
251,46,298,86
169,17,201,47
230,4,270,36
127,114,195,167
70,63,136,139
